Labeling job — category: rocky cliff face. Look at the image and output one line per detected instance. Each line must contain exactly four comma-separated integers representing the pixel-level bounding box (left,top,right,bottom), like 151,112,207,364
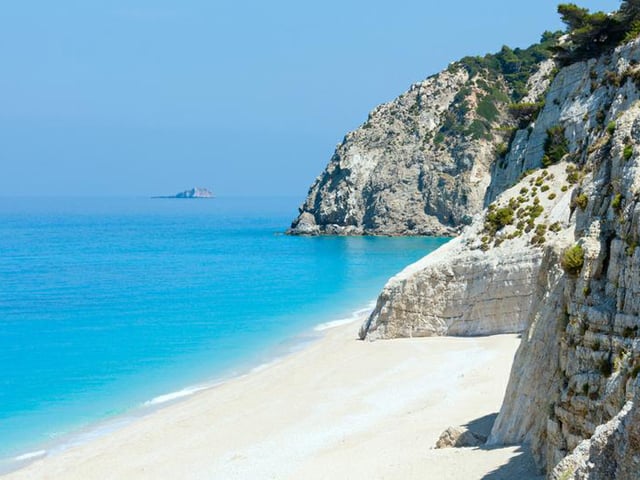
358,160,573,339
289,48,554,236
359,37,640,477
550,388,640,480
489,42,640,475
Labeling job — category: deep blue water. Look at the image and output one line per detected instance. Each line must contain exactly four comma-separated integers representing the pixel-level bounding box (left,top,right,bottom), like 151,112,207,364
0,197,448,462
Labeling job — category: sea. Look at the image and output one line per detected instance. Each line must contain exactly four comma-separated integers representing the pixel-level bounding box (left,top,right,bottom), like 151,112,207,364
0,196,448,470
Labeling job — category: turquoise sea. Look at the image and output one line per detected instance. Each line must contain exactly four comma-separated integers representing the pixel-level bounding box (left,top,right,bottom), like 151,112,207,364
0,197,448,468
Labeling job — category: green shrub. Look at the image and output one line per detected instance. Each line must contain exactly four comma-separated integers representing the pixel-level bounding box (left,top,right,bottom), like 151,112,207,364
612,193,623,211
477,97,499,122
466,119,491,140
604,71,622,88
496,142,509,158
554,2,640,65
623,144,633,160
567,171,582,184
485,207,515,233
530,204,544,219
531,234,546,245
574,193,588,210
627,240,637,256
543,125,569,167
607,120,617,134
599,357,613,377
458,32,561,102
548,192,557,200
550,222,562,232
508,101,545,126
561,244,585,275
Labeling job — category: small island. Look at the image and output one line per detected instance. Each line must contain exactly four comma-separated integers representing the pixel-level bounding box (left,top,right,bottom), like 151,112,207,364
153,187,214,199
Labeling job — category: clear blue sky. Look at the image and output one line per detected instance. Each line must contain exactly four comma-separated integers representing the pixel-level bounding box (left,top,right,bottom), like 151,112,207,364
0,0,619,197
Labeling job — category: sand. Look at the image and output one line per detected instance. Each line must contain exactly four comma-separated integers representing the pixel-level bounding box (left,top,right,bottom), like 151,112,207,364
3,322,542,480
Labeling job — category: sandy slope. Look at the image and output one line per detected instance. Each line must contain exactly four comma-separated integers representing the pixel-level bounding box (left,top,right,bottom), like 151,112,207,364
3,323,541,480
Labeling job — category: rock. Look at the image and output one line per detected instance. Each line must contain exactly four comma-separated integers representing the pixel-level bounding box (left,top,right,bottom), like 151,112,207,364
435,427,487,448
154,187,214,199
355,35,640,478
174,187,214,198
288,49,551,236
550,386,640,480
489,41,640,473
434,426,487,449
289,14,640,476
359,161,573,340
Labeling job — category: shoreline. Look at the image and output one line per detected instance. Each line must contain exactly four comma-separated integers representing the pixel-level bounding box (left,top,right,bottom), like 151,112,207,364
0,303,375,476
2,311,542,480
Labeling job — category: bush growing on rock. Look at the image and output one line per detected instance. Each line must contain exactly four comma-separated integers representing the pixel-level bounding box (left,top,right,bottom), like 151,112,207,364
543,125,569,166
485,207,515,233
612,193,623,211
508,101,545,127
574,193,589,210
561,244,585,275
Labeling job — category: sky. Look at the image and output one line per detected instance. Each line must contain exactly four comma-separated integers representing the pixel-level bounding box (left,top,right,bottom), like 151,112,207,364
0,0,620,197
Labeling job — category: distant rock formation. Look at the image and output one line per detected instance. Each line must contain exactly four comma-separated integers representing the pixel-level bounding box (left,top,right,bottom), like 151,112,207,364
154,187,214,199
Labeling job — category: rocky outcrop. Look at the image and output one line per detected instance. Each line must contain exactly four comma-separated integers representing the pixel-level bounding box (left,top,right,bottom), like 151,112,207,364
289,47,554,236
357,35,640,477
487,42,640,474
434,426,487,449
359,162,573,339
155,187,214,199
550,390,640,480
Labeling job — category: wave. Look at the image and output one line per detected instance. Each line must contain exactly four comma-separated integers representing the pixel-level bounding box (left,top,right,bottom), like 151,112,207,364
13,450,46,462
313,302,375,331
143,384,213,407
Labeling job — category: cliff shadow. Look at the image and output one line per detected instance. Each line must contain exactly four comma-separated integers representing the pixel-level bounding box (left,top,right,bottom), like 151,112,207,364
480,444,543,480
463,412,497,438
461,413,543,479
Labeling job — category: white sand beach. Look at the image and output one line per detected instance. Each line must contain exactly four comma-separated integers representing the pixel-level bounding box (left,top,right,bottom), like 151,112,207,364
4,322,541,480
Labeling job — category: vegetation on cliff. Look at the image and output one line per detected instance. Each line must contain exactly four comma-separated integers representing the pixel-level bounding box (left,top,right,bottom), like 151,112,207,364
455,31,560,102
555,0,640,63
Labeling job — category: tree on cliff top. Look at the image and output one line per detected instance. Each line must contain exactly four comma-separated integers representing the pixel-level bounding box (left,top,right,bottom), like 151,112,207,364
555,1,640,63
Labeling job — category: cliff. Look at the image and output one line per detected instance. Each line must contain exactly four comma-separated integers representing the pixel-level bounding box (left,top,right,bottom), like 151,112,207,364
359,35,640,478
289,39,557,236
294,3,640,475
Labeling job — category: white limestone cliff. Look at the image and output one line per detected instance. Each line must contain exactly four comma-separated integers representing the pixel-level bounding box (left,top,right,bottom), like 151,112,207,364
358,37,640,477
289,48,554,236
